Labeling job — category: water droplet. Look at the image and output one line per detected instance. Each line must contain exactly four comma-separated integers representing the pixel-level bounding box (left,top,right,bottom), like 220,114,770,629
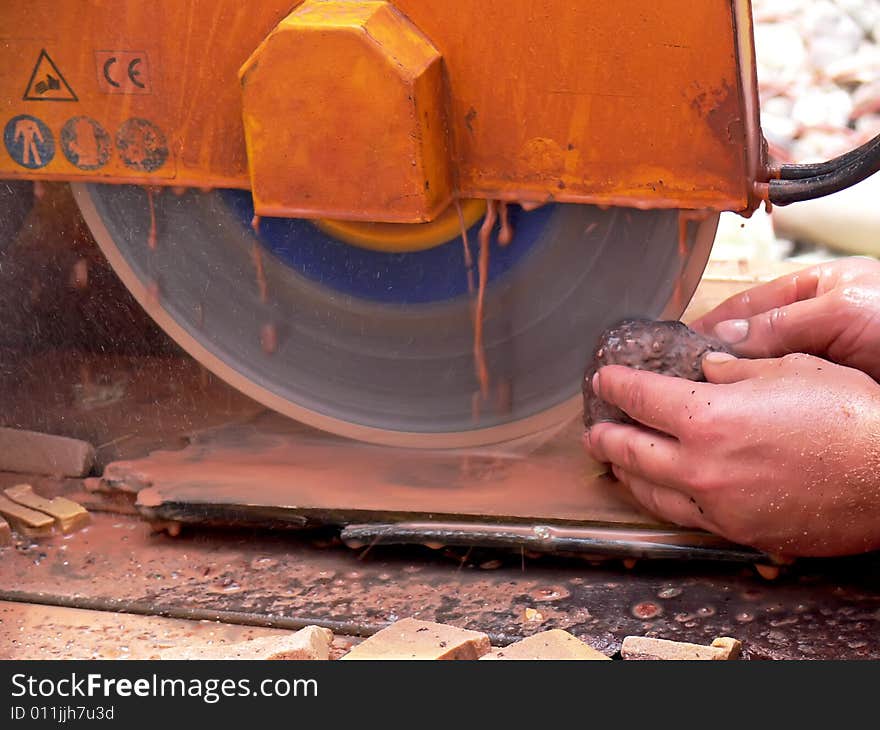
657,587,682,599
530,585,571,602
632,602,662,619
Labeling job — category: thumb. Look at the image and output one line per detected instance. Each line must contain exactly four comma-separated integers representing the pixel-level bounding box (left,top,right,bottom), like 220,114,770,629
709,295,837,359
701,351,784,384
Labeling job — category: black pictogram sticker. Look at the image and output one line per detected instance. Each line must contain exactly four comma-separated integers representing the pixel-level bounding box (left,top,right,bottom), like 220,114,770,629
23,49,78,102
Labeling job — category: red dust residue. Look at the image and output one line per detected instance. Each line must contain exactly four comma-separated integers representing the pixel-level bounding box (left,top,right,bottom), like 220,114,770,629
251,243,268,304
94,417,646,526
673,210,711,310
260,323,277,355
146,187,158,251
146,279,160,307
497,201,512,246
467,200,518,415
632,601,663,619
454,199,475,295
473,200,498,399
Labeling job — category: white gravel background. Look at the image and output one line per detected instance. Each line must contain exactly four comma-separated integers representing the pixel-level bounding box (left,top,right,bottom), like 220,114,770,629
712,0,880,262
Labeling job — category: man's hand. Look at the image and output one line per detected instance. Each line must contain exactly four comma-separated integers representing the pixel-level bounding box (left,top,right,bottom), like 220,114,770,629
584,352,880,557
691,257,880,381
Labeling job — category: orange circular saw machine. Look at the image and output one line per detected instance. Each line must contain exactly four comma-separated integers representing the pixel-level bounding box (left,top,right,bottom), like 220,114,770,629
1,1,876,448
0,0,763,216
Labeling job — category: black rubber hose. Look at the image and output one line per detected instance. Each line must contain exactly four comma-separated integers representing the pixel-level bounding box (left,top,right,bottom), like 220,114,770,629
777,132,880,180
769,132,880,206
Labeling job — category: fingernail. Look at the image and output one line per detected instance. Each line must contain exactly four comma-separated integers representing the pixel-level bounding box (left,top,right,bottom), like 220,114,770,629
591,371,600,395
714,319,749,344
582,430,591,449
703,351,736,364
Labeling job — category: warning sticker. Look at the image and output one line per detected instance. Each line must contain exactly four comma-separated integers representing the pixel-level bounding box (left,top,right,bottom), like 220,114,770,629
115,118,168,172
95,51,151,95
61,117,111,170
4,115,55,169
23,49,78,102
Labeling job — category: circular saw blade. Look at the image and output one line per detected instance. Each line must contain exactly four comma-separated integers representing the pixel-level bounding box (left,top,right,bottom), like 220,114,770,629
73,184,717,448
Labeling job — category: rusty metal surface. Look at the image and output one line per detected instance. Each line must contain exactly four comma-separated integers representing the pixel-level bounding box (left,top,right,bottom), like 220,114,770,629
241,1,454,222
1,512,879,659
1,0,757,213
338,522,761,562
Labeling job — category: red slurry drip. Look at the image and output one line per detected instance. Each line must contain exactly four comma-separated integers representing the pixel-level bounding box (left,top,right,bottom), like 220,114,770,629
677,210,689,258
674,212,688,309
473,200,498,399
33,180,46,200
260,323,278,354
146,187,157,251
677,209,711,258
672,278,684,311
250,242,269,304
673,210,711,310
468,198,540,417
495,378,512,415
497,202,513,246
454,199,475,295
251,215,261,235
146,279,160,307
470,391,482,425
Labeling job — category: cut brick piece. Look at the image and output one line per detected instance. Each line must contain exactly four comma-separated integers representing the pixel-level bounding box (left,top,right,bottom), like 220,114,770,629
0,516,10,546
621,635,742,660
4,484,90,533
481,630,610,660
0,427,95,477
341,618,490,660
0,493,54,538
159,625,333,660
710,637,743,660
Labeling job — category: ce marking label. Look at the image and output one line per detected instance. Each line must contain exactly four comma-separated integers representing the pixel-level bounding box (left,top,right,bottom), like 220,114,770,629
94,51,152,94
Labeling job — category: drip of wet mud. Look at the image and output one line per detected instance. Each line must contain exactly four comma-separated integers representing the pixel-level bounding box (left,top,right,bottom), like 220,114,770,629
251,242,269,304
146,188,157,251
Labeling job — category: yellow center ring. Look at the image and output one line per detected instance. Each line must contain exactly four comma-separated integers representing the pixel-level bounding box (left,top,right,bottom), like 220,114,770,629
315,199,487,253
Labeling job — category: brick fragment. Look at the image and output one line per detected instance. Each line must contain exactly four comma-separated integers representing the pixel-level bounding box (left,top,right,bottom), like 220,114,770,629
481,630,610,660
4,484,90,533
710,637,742,660
159,625,333,660
0,493,54,538
341,618,490,660
0,427,95,477
621,635,742,660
